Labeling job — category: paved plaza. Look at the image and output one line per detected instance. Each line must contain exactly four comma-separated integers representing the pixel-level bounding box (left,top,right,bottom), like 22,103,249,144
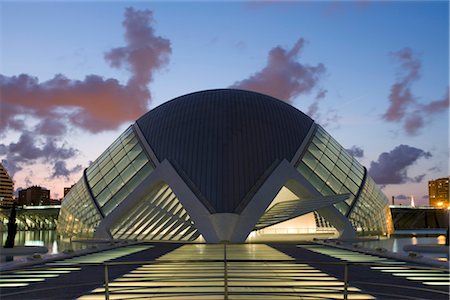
0,242,448,299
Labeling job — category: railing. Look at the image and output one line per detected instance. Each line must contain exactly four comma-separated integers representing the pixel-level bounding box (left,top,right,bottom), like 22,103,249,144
0,259,448,300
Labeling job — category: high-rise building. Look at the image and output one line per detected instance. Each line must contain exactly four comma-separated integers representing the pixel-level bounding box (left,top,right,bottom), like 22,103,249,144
58,89,393,241
18,186,51,206
64,185,75,197
428,177,449,207
0,163,15,207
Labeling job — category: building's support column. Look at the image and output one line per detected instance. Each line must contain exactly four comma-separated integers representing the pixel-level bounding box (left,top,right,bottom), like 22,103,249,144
316,206,356,240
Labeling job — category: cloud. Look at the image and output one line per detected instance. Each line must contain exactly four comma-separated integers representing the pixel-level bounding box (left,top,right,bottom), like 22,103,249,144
368,144,431,185
0,7,171,135
50,161,83,180
104,7,171,101
395,194,409,200
307,88,327,119
230,38,326,103
422,88,449,113
382,48,449,135
346,145,364,158
0,131,79,177
383,48,420,122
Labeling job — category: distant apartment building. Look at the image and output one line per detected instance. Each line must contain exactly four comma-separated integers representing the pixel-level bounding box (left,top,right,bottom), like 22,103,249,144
428,177,449,207
0,163,15,207
64,185,75,197
18,186,51,206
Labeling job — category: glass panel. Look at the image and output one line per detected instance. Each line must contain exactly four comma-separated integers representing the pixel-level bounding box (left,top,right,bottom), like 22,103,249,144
314,162,330,182
123,136,138,152
331,165,346,181
104,167,119,184
100,160,115,177
116,155,131,173
108,174,125,195
307,171,325,192
96,187,112,207
326,174,342,193
121,162,138,183
132,152,148,171
319,184,334,196
324,148,338,163
336,159,350,174
320,153,334,172
92,179,107,196
297,162,314,180
112,148,126,164
126,163,153,192
345,177,359,194
127,143,142,161
312,137,327,151
308,143,322,160
302,152,318,171
348,170,363,186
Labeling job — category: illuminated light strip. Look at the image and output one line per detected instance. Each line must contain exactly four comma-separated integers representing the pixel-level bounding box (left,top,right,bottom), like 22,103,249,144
376,269,444,273
392,273,450,277
0,278,46,282
0,246,153,290
0,274,61,278
78,244,376,299
422,282,450,286
14,269,80,273
370,266,413,270
0,283,30,287
0,268,81,288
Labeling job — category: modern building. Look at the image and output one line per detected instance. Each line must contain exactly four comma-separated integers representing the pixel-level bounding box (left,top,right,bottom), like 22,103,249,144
428,177,449,207
0,163,15,208
18,186,51,206
58,89,393,242
64,185,74,197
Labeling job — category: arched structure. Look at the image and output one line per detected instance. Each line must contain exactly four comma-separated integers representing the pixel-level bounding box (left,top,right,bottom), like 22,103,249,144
57,89,393,242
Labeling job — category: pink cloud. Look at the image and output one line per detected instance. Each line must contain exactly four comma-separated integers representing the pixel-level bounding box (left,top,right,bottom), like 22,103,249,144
0,7,171,135
382,48,448,135
382,48,420,122
231,38,326,103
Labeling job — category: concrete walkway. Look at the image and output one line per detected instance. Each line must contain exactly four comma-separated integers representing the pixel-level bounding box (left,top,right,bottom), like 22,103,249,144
0,242,448,299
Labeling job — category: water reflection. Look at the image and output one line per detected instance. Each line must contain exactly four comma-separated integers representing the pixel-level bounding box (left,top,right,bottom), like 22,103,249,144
0,230,89,263
357,236,448,262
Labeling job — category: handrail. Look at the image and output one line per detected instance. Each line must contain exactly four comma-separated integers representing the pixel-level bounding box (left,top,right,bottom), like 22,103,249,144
0,260,448,299
0,259,448,273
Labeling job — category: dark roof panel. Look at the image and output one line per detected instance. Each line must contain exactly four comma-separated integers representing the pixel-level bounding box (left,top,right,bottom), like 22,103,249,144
137,89,314,213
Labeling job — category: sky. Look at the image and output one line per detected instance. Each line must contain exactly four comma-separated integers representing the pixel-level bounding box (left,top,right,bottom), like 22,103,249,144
0,0,448,205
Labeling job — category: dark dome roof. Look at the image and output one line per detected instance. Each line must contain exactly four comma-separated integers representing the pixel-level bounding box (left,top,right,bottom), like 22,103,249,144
137,89,314,213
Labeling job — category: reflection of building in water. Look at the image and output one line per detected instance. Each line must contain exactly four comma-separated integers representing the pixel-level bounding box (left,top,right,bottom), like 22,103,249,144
428,177,449,207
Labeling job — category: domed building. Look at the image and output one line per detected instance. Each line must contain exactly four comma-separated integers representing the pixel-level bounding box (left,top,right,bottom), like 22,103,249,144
57,89,393,242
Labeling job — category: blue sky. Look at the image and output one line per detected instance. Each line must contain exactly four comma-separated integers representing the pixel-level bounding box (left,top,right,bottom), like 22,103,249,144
1,1,448,205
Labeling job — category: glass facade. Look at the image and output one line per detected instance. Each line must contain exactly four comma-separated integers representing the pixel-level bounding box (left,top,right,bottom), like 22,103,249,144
57,179,102,238
85,126,154,216
296,125,365,215
349,176,393,234
296,125,391,235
